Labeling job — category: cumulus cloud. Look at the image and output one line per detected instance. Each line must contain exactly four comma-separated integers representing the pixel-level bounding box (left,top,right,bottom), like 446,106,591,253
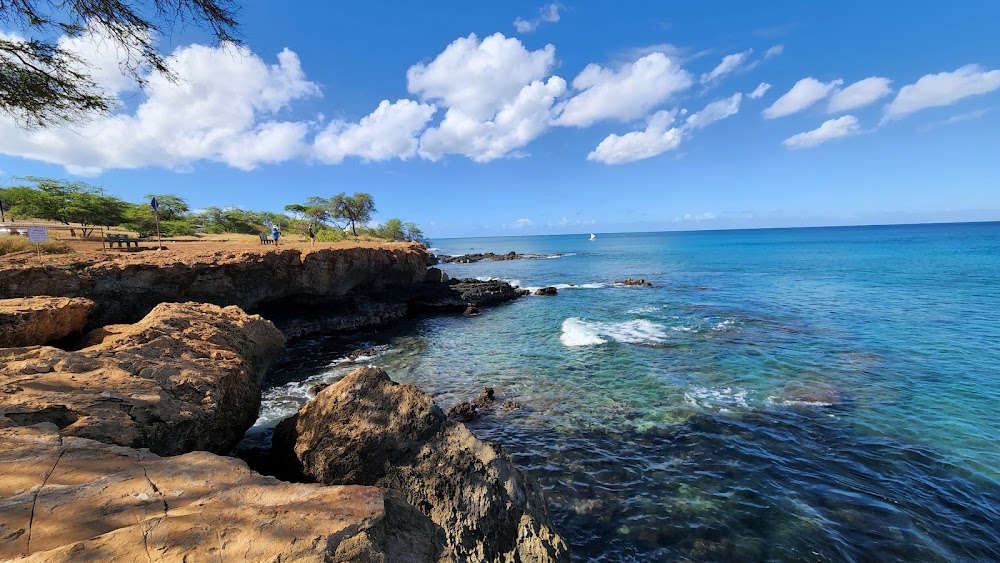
554,52,692,127
588,92,740,165
0,33,321,174
587,110,682,164
314,99,436,163
827,77,892,113
514,218,533,227
883,64,1000,121
700,50,752,84
748,82,771,99
764,44,784,59
685,93,742,129
408,33,566,162
514,3,560,33
782,115,859,149
762,77,843,119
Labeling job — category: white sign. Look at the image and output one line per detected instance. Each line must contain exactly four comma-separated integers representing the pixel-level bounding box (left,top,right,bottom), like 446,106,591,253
26,226,49,243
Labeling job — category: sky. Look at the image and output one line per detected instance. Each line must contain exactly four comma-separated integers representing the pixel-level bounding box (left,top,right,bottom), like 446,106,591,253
1,1,999,239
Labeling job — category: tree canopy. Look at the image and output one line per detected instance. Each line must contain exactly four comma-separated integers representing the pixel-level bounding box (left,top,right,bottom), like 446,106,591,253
1,0,239,127
0,177,127,235
330,192,375,236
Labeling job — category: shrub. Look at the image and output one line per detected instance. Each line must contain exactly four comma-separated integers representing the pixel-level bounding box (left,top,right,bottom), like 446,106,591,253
0,236,74,256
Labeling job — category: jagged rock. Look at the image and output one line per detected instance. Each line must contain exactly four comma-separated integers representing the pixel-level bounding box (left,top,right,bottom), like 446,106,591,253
425,267,449,283
0,424,446,562
0,243,428,329
437,251,566,264
472,387,495,409
515,288,531,296
463,305,480,316
616,278,653,287
534,286,558,296
501,400,524,411
275,367,570,562
309,383,329,395
0,297,95,347
0,302,285,456
348,347,380,361
409,278,523,313
447,401,478,422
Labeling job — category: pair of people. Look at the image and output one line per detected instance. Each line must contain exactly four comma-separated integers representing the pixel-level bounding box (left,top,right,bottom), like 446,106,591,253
270,225,316,248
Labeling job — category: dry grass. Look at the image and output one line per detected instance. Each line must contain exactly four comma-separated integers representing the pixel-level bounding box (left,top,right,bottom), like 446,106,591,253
0,236,75,256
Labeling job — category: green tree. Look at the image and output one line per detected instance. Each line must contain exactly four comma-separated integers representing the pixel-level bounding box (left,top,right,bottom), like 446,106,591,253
1,0,239,127
331,192,375,236
2,177,127,236
146,194,190,221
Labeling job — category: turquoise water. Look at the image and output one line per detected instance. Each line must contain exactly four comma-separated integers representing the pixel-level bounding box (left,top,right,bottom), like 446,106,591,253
254,222,1000,561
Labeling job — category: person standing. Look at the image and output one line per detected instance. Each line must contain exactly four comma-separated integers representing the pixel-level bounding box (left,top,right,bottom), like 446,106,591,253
308,225,316,249
271,225,280,247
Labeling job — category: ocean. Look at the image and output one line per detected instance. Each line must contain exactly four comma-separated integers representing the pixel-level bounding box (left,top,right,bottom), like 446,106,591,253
246,222,1000,561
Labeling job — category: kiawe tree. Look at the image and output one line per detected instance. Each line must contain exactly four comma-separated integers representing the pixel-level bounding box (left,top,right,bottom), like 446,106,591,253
331,192,375,236
2,176,127,235
0,0,239,127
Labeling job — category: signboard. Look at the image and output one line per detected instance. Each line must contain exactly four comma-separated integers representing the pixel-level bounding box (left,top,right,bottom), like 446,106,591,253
26,226,49,243
150,197,159,211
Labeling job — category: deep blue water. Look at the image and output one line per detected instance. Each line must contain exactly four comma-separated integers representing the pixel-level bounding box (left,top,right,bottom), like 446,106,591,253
251,222,1000,561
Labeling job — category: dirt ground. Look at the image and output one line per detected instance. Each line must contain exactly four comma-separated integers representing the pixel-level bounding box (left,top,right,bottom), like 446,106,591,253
0,233,419,268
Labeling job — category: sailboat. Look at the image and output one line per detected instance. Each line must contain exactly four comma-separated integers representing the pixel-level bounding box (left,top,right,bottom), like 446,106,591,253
589,233,596,241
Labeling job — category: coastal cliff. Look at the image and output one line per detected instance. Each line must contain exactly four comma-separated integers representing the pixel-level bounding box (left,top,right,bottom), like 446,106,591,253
0,243,428,329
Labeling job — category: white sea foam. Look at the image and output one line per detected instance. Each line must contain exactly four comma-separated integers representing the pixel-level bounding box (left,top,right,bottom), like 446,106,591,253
684,386,750,411
765,396,834,408
560,318,607,346
712,318,737,332
626,305,658,314
560,317,668,347
427,247,442,252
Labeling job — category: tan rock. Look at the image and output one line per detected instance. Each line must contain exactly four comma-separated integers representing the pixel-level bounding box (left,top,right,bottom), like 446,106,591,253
0,424,446,562
0,302,285,455
0,297,95,348
275,367,570,562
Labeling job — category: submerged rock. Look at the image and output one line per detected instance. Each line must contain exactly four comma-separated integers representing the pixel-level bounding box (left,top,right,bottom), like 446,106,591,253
0,302,284,456
616,278,653,287
0,297,95,347
275,367,570,562
0,424,445,562
472,387,496,409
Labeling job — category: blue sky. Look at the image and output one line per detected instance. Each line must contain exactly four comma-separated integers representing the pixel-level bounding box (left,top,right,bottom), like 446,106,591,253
1,1,999,238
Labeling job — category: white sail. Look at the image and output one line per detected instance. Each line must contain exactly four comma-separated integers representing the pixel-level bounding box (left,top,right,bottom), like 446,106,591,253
589,233,596,240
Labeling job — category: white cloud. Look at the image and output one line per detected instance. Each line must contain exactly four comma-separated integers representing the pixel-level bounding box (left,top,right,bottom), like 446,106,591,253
883,64,1000,121
587,110,682,164
782,115,859,149
418,76,566,162
514,3,561,33
764,44,784,59
919,108,991,131
554,52,692,127
0,36,321,174
827,77,892,113
685,93,741,129
762,77,843,119
407,33,556,120
407,33,566,162
514,218,533,227
314,99,436,164
748,82,771,99
700,50,752,84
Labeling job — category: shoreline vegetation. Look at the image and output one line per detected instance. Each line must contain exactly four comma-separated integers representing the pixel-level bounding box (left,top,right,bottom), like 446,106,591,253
0,241,571,561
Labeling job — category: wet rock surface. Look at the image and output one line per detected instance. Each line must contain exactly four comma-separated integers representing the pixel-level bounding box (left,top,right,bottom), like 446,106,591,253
274,367,570,562
616,278,653,287
0,424,446,562
409,277,523,313
534,286,558,296
0,302,284,456
0,297,95,347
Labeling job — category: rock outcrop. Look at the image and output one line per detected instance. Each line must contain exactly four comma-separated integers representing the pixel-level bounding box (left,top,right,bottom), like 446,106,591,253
616,278,653,287
534,286,558,296
0,424,446,562
436,251,565,263
0,244,428,329
274,367,569,562
0,302,284,456
0,297,94,347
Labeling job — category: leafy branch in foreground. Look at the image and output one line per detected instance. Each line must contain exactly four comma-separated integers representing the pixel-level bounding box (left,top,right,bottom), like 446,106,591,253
0,0,240,127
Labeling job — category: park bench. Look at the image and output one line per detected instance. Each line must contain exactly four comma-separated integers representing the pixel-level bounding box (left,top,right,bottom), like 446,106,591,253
106,234,140,248
259,233,274,245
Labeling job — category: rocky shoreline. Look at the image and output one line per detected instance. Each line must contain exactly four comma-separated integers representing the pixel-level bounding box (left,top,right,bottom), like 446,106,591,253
433,250,566,264
0,244,569,561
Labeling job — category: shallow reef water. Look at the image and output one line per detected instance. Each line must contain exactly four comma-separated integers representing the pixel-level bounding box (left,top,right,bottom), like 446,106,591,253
249,223,1000,561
